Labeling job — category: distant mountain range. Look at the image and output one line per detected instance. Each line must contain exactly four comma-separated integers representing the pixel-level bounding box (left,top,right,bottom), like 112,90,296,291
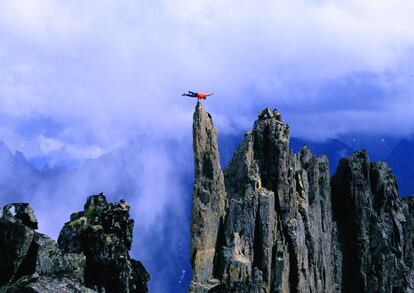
289,135,413,196
388,137,414,197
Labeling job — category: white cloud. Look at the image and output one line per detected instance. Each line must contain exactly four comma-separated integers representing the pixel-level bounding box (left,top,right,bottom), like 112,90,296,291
0,0,414,155
38,135,64,153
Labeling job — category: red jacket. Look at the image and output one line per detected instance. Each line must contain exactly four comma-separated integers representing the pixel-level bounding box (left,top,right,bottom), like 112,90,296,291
196,93,208,99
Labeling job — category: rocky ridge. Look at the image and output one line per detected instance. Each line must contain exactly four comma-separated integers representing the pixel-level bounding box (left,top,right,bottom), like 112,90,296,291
0,193,149,293
190,103,414,292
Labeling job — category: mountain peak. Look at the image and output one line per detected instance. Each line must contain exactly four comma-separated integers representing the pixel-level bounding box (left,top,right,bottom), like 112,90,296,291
258,108,283,121
190,106,414,292
0,140,12,157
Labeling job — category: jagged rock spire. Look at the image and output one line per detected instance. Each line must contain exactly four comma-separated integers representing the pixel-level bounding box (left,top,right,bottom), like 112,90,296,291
190,102,226,291
220,108,334,292
190,106,414,292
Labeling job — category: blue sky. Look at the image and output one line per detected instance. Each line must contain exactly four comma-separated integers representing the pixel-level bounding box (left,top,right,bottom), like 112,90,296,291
1,1,414,291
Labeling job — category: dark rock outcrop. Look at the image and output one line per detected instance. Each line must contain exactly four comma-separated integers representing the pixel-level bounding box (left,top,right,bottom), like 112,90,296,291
331,151,410,292
0,194,149,293
0,203,88,293
402,196,414,291
0,203,37,286
59,193,149,293
190,104,414,292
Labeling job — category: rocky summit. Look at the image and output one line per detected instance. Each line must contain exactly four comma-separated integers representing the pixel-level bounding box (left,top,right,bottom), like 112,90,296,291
190,103,414,293
0,193,149,293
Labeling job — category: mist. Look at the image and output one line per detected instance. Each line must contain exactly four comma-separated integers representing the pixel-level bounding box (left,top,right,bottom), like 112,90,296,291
0,135,195,291
1,0,414,291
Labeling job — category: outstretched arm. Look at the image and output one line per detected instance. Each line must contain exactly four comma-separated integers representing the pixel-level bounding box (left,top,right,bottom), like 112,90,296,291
182,92,196,97
182,91,197,97
206,92,214,96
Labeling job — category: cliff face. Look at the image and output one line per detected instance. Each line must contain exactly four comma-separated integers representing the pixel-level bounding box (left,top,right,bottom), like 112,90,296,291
331,151,408,292
190,104,414,292
0,194,149,293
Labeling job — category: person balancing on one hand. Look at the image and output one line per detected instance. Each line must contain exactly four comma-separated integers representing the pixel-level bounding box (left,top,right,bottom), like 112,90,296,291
182,91,214,100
